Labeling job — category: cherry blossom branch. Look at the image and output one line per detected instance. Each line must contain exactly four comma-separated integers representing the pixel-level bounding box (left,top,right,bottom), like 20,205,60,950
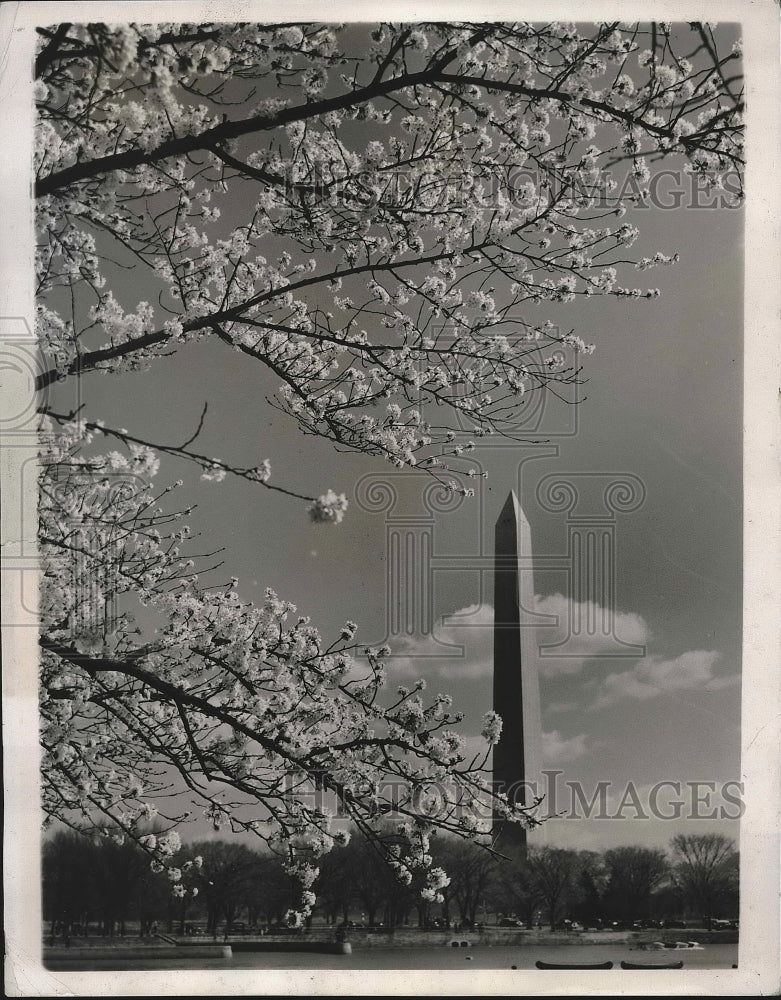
36,36,742,200
433,70,743,166
40,406,313,501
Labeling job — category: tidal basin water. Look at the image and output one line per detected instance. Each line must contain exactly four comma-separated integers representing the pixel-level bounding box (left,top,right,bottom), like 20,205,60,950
45,942,738,972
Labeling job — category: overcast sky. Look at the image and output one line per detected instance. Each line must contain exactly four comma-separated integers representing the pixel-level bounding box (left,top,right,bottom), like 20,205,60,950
46,22,743,852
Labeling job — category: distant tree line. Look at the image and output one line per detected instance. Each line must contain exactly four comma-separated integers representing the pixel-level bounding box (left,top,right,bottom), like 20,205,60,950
42,828,738,941
499,835,738,932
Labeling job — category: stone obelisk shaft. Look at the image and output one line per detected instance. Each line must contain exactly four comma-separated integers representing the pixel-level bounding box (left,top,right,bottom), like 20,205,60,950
493,491,542,853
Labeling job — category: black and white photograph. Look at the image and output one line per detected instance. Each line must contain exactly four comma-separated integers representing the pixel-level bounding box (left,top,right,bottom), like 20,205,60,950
1,2,779,995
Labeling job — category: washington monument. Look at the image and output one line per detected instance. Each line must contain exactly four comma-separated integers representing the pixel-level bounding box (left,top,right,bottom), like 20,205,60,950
493,491,543,853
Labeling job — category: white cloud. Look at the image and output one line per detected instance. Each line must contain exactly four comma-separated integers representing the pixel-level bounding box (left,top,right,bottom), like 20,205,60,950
542,730,591,765
534,593,649,677
590,649,738,709
387,594,649,680
389,602,494,680
385,601,737,716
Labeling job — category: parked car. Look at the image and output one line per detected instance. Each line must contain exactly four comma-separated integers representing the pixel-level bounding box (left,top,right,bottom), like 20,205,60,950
499,917,523,927
662,918,687,929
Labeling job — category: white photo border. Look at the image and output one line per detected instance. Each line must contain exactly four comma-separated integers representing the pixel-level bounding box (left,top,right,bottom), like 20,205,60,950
2,2,778,995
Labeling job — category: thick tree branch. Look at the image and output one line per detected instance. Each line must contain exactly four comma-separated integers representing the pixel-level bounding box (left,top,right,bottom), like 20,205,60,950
34,243,487,389
36,66,445,198
35,23,73,78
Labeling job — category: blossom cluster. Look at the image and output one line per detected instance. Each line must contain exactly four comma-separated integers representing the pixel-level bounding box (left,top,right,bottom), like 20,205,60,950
308,490,349,524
